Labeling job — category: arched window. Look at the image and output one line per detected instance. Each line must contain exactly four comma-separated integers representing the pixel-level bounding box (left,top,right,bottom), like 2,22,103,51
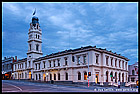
38,35,39,39
22,73,24,79
84,72,87,80
54,74,56,80
65,72,68,80
106,71,108,82
36,44,39,51
36,74,38,80
119,73,121,81
122,73,124,82
39,74,41,80
115,72,117,82
58,73,60,80
78,72,81,80
50,74,52,80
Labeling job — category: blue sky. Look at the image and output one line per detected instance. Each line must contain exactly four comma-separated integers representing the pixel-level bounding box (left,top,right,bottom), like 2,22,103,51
2,2,138,65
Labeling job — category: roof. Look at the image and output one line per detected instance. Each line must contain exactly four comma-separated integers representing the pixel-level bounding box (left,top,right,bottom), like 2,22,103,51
33,45,129,62
13,58,27,64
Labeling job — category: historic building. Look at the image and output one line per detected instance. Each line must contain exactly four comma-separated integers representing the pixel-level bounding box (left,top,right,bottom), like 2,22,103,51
128,62,138,82
2,56,17,80
13,15,129,85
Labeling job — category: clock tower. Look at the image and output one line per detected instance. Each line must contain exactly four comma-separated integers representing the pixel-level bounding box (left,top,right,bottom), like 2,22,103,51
26,15,43,79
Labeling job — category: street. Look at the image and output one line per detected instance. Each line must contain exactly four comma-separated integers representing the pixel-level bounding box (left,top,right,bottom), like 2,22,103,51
2,80,138,92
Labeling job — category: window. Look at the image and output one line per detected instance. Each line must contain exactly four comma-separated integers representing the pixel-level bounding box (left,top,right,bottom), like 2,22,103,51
77,56,80,64
36,34,37,38
15,65,16,70
65,72,68,80
36,74,38,80
119,60,121,68
29,35,32,39
125,62,127,70
25,73,27,78
35,64,37,70
39,74,41,80
54,74,56,80
83,56,86,64
111,58,113,66
122,61,124,69
3,65,4,70
49,61,51,67
38,63,40,69
115,59,117,67
25,62,27,68
58,73,60,80
37,25,38,29
96,55,99,64
84,72,87,80
132,70,135,75
22,63,23,68
53,60,55,67
29,61,30,67
29,44,31,51
58,59,60,66
65,58,68,65
50,74,52,80
131,77,135,82
38,35,39,39
43,61,45,68
78,72,81,80
22,73,24,78
106,56,109,66
7,64,8,69
36,44,39,51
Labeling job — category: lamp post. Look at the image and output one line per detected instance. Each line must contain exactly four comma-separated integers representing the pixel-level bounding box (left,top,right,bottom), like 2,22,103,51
88,51,89,87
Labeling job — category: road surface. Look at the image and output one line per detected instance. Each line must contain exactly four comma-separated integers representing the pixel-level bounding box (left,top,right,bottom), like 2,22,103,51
2,80,138,92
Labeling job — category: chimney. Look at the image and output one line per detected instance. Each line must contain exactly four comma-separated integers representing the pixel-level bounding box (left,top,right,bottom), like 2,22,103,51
15,56,17,61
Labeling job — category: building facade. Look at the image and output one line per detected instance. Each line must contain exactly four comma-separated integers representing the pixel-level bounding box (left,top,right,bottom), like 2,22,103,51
2,56,17,80
13,15,129,85
128,62,138,82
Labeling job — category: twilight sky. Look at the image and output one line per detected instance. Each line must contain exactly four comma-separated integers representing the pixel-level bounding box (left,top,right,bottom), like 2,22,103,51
2,2,138,65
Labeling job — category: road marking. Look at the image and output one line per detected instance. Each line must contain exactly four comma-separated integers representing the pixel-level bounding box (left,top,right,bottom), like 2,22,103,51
4,83,23,92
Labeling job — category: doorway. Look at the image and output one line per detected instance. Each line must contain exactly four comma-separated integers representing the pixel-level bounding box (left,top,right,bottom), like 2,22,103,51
95,74,99,84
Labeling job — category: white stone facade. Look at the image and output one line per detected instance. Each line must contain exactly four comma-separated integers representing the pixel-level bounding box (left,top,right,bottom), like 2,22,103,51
13,16,129,85
128,62,138,82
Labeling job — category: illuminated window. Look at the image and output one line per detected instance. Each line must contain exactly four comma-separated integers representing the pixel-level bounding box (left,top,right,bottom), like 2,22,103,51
84,72,87,80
